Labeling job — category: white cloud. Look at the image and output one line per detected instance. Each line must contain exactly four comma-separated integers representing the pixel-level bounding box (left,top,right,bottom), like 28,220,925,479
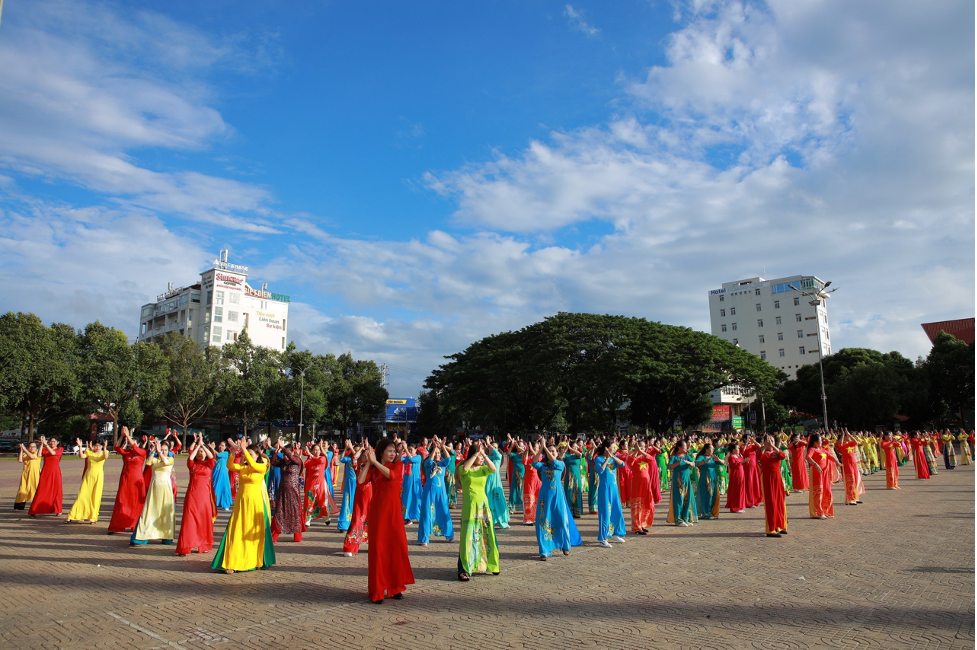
564,5,600,37
0,0,280,233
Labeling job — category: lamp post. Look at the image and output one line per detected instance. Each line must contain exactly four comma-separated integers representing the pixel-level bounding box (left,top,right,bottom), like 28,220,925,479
297,369,306,442
790,281,837,431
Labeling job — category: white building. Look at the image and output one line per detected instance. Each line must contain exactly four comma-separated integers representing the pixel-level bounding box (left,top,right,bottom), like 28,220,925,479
708,275,832,379
137,251,290,352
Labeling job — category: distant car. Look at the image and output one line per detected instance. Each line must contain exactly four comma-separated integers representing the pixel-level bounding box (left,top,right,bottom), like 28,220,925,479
0,440,20,453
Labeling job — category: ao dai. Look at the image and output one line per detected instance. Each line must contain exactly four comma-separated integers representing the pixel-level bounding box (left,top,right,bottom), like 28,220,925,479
532,460,582,557
458,465,499,575
419,458,454,544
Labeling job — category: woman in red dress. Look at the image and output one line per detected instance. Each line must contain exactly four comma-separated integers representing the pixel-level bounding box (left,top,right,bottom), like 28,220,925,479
176,434,217,555
627,440,657,534
303,442,333,525
724,441,748,513
108,427,149,533
758,436,788,537
521,444,541,525
788,434,809,491
879,432,900,489
615,447,632,508
29,436,64,517
343,447,372,555
806,434,839,519
358,437,415,604
837,430,864,505
740,436,762,508
908,432,931,480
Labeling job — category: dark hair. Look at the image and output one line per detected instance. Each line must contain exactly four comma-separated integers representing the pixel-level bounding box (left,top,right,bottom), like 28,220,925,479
247,443,266,463
465,445,481,461
700,442,713,456
374,438,397,461
595,441,612,457
808,434,822,447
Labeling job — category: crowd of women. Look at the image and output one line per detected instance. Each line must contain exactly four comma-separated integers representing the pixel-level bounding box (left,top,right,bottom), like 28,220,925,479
12,425,974,603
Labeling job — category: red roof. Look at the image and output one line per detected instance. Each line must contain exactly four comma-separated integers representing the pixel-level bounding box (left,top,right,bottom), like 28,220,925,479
921,318,975,345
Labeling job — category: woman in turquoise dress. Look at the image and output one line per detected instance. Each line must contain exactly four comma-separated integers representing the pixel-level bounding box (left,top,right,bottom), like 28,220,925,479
695,442,723,519
586,443,598,514
562,445,585,518
531,440,582,561
594,441,626,547
507,439,525,513
211,442,234,511
457,441,499,580
667,440,698,527
401,448,422,523
444,444,459,508
337,440,360,532
419,439,454,546
484,441,510,529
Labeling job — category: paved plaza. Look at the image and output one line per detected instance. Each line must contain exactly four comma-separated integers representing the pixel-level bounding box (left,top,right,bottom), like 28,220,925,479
0,455,973,649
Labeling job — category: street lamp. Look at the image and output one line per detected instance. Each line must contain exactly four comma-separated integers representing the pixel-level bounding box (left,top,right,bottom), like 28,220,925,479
790,280,837,431
297,368,306,442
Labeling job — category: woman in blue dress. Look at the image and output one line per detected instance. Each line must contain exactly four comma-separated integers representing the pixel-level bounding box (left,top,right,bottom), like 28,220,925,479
401,446,422,523
264,439,282,510
668,439,698,527
562,443,585,518
695,442,723,520
531,440,582,561
506,436,525,513
211,441,233,511
484,439,510,529
418,438,454,545
337,440,361,532
594,440,627,547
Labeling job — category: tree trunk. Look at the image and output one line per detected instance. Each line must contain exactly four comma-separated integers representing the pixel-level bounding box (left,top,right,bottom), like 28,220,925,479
112,413,120,447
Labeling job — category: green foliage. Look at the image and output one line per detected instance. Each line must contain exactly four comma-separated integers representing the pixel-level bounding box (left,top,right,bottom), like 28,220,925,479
156,333,221,445
426,312,787,435
215,328,280,441
266,345,334,439
776,339,976,429
329,353,388,435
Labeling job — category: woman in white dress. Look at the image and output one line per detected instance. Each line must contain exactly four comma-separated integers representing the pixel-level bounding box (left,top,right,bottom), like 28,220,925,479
130,439,176,546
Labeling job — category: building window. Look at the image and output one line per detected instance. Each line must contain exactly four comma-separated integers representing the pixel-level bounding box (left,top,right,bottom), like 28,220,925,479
756,303,762,311
757,319,763,328
760,350,766,359
212,326,222,343
793,297,800,306
719,295,724,302
799,346,805,355
721,324,727,332
216,290,224,305
228,311,239,323
759,335,765,344
777,332,783,341
797,330,804,338
206,290,213,305
776,316,782,325
755,289,761,296
795,313,802,322
732,323,737,331
204,326,210,341
774,300,780,309
720,309,725,317
214,307,223,323
204,311,211,324
732,338,738,345
779,349,785,357
730,307,736,315
229,292,240,304
141,323,147,334
233,332,238,342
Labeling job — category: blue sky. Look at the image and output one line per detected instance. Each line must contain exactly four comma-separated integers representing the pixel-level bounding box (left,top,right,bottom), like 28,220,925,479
0,0,974,397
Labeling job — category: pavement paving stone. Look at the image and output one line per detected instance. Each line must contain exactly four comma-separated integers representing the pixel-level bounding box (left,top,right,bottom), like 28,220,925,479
0,456,972,648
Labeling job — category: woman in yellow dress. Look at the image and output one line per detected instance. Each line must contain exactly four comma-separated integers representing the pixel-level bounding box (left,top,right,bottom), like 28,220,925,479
15,442,42,510
130,439,176,546
211,440,276,574
66,439,109,523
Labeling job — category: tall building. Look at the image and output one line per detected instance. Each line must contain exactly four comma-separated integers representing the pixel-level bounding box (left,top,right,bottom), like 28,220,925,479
708,275,832,379
137,250,290,352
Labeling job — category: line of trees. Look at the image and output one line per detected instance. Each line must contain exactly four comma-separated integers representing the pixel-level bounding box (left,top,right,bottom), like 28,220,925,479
0,312,388,444
418,312,787,436
776,331,975,430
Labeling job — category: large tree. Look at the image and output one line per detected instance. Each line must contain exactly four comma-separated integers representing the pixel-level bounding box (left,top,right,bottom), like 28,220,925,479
217,328,280,441
156,332,222,446
925,332,975,428
79,321,168,445
267,346,334,440
0,313,82,441
329,353,388,436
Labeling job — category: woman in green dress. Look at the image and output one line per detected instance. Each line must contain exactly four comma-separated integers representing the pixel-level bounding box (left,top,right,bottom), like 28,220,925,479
457,441,500,581
562,442,585,518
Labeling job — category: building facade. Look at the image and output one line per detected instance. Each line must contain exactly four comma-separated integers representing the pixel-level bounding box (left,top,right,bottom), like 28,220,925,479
708,275,832,379
137,251,290,352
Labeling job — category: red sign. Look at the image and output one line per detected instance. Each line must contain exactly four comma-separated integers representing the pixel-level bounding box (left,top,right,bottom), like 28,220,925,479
711,405,731,422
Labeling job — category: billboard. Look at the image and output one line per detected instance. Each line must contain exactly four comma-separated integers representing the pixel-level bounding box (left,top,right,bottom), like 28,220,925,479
385,398,417,423
711,405,732,422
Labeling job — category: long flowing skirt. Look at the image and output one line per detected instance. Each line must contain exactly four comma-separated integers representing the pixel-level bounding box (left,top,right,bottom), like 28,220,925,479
458,499,498,575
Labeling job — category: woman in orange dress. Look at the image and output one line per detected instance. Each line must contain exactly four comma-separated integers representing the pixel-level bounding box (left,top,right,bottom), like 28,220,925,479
879,433,900,489
836,430,864,506
806,434,839,519
627,440,658,534
788,434,809,491
908,432,931,480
